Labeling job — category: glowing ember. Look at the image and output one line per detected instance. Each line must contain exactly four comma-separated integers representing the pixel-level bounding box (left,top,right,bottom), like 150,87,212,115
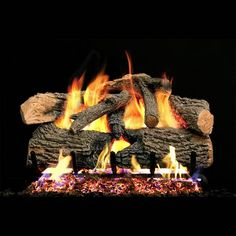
29,174,201,195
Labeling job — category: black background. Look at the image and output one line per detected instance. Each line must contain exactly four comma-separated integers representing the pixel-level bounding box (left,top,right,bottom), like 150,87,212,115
1,37,236,193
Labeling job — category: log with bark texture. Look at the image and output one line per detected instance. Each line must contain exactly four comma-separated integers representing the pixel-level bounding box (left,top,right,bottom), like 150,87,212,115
28,124,212,170
20,92,67,124
70,90,131,133
116,128,213,168
138,79,158,128
108,109,125,139
169,95,214,135
28,123,111,169
101,73,172,94
19,74,170,125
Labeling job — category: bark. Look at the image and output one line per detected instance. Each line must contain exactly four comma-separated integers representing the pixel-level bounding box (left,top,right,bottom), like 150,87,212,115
116,128,213,168
138,79,158,128
28,123,111,169
70,90,131,133
20,92,67,124
170,95,214,135
108,109,125,139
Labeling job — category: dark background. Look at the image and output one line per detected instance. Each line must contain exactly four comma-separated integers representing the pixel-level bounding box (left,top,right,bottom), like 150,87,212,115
1,37,236,193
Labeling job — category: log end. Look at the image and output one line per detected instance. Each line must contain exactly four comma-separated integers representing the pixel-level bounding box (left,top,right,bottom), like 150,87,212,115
145,115,159,128
197,109,214,135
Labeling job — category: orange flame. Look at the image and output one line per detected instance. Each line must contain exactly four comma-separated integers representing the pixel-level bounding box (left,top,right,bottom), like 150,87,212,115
83,72,110,132
55,76,84,129
55,71,110,132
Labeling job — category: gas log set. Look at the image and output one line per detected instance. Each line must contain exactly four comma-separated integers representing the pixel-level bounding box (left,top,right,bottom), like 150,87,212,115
20,72,214,196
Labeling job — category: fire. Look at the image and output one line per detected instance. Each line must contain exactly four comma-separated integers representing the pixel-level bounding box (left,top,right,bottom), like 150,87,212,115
111,137,130,153
42,149,73,181
95,143,110,170
162,146,188,178
55,72,110,132
55,77,84,129
95,137,131,171
83,72,110,132
131,155,141,172
156,90,180,128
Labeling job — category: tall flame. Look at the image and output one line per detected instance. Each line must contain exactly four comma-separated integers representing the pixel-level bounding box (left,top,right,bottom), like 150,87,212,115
162,146,188,178
156,90,180,128
42,149,73,181
55,72,110,132
83,72,110,132
131,155,141,172
124,52,146,129
55,76,84,129
95,137,131,171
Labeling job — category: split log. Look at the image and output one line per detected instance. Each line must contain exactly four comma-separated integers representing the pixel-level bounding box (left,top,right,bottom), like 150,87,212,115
169,96,214,135
138,79,158,128
117,128,213,168
20,92,67,124
70,90,131,133
108,109,125,139
28,123,111,169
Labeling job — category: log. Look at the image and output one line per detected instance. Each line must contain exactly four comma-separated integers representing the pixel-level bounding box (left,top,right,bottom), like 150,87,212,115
138,79,158,128
108,109,125,139
28,123,212,170
116,128,213,169
20,92,67,124
70,90,131,133
169,95,214,135
19,74,171,125
102,73,172,94
28,122,111,169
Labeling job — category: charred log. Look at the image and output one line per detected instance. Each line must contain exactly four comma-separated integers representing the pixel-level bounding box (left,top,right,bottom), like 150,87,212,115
169,96,214,135
138,79,158,128
70,90,131,133
108,109,125,139
116,128,213,169
28,123,111,169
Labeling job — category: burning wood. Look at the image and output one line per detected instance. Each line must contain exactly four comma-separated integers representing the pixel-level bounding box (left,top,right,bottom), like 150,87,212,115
70,90,131,133
21,67,214,196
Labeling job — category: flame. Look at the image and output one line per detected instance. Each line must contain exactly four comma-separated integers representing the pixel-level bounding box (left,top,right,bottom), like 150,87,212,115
156,90,180,128
55,71,110,132
95,137,131,171
111,137,130,153
131,155,141,172
42,149,72,181
55,76,84,129
162,146,188,178
83,72,110,132
95,143,111,170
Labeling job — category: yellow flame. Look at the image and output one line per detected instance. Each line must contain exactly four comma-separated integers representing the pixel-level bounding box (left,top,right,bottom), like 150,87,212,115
83,72,110,132
55,76,84,129
156,90,180,128
111,137,131,154
162,146,188,178
42,149,72,181
131,155,141,172
95,143,110,170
